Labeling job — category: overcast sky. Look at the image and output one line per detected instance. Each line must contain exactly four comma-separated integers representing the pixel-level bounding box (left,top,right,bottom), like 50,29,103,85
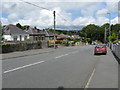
1,0,120,29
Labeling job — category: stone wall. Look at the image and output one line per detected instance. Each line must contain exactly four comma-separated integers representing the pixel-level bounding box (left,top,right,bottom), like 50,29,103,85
2,41,48,53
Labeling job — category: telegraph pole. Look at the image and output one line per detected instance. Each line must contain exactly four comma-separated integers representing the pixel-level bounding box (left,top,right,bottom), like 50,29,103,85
107,12,111,47
53,11,56,49
104,27,107,43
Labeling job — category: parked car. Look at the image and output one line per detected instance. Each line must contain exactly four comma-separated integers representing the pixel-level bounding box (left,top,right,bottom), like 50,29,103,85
94,44,107,55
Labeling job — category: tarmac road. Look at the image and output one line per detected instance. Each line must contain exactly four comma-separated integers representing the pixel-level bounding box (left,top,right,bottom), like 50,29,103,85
2,45,118,88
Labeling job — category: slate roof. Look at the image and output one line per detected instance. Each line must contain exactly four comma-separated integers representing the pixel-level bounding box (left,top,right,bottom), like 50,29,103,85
25,27,45,35
3,24,28,35
43,30,55,37
25,28,55,37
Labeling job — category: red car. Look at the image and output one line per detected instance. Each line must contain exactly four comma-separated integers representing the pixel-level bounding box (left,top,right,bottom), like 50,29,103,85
94,44,107,55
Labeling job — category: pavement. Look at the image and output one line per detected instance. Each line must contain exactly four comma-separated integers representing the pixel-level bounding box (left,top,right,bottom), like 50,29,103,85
2,45,118,88
2,48,55,60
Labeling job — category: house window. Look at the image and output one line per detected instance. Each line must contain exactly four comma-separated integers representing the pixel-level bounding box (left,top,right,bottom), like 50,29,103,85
13,36,18,41
39,37,41,40
36,37,38,41
42,37,44,40
24,36,28,40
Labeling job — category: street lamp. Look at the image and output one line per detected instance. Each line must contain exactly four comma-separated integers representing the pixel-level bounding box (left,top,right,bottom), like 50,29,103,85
53,11,56,49
107,12,111,46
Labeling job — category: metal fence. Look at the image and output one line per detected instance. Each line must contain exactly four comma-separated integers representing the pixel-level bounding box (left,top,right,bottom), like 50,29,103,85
111,43,120,60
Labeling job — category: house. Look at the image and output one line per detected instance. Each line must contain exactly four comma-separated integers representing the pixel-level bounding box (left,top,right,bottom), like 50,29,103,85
71,35,81,39
43,29,57,41
57,34,70,40
3,24,29,42
25,27,45,41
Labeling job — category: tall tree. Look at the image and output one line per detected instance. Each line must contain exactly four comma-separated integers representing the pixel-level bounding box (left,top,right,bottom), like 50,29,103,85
80,24,100,42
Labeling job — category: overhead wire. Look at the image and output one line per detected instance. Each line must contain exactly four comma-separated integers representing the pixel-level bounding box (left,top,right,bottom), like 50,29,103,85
19,0,80,30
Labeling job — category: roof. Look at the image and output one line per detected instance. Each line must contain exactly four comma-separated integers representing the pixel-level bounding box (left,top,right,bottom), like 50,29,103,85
57,34,69,38
42,30,55,37
25,27,45,35
3,24,28,35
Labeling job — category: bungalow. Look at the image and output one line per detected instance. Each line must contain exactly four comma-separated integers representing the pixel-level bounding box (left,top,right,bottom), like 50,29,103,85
25,27,45,41
3,24,29,42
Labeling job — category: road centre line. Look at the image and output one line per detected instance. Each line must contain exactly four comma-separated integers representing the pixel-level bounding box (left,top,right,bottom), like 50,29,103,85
85,68,96,88
3,61,45,74
55,54,69,59
55,51,79,59
3,51,79,74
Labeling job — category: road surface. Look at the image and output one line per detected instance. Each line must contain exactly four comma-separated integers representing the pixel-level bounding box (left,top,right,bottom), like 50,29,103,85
2,45,118,88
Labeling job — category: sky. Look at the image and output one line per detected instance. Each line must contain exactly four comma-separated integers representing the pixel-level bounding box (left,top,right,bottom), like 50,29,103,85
1,0,120,30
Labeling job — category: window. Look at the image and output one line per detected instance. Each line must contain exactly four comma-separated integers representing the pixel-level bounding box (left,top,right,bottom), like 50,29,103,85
13,36,18,41
24,36,28,40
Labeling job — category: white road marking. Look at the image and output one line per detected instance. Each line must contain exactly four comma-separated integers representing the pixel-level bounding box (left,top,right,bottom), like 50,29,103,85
85,68,96,88
3,61,45,74
55,54,69,59
3,51,79,74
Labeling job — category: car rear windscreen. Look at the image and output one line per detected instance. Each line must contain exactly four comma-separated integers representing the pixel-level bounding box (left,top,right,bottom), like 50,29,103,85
95,46,105,48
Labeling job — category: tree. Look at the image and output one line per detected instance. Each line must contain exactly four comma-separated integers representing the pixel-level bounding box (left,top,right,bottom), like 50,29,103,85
80,24,100,41
111,24,120,35
109,32,117,42
16,23,30,30
22,25,30,30
0,22,4,43
16,23,22,29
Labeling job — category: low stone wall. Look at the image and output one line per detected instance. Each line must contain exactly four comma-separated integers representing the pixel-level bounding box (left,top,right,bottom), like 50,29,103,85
2,41,48,53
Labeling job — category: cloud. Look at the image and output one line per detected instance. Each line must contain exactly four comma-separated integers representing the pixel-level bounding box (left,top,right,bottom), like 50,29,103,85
1,17,9,24
111,17,118,24
105,2,118,12
2,0,120,2
72,16,95,26
1,1,119,29
7,13,18,21
96,9,108,17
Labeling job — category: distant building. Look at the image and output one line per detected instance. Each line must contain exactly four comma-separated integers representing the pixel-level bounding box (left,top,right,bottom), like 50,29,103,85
3,24,29,42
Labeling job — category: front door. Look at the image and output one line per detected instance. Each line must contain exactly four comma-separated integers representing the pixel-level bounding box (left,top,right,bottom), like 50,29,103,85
20,35,22,41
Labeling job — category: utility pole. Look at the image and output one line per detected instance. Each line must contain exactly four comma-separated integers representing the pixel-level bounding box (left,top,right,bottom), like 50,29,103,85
104,27,107,43
53,11,56,49
107,12,111,47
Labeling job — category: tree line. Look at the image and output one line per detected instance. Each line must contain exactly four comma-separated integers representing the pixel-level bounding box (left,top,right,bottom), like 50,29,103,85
80,23,120,43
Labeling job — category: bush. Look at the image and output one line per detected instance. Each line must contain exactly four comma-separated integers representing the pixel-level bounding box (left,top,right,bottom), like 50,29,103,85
25,39,32,41
1,43,9,45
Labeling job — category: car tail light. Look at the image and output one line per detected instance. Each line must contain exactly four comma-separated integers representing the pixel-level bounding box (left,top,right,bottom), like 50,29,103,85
94,48,98,51
103,48,106,50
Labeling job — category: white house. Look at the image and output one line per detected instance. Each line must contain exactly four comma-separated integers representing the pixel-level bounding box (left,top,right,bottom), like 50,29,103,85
3,24,29,41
